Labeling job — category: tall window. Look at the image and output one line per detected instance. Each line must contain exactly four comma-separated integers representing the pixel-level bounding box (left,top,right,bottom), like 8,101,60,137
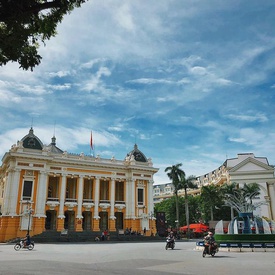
115,181,124,202
22,180,33,201
66,178,77,199
100,180,109,201
47,176,59,199
83,178,93,201
138,188,144,205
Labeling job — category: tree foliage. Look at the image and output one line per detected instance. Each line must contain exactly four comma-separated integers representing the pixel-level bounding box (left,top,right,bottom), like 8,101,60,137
224,183,263,213
180,174,197,234
165,163,185,228
0,0,87,70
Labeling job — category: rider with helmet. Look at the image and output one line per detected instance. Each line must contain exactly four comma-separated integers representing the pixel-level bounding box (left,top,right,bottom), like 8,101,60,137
204,231,216,253
23,234,31,247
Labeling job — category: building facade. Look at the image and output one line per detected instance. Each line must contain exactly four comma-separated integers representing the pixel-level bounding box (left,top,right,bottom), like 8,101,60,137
0,128,158,242
154,153,275,220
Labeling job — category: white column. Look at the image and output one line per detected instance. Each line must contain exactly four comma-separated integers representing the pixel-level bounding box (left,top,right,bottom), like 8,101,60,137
268,182,275,220
58,174,66,219
34,171,47,218
147,180,154,215
131,179,136,218
2,168,14,215
110,178,115,219
125,178,131,219
94,176,100,219
77,175,84,219
9,169,21,216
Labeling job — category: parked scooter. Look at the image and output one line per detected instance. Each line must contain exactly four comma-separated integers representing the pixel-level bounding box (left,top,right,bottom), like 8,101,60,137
165,236,175,250
202,241,218,257
14,240,34,251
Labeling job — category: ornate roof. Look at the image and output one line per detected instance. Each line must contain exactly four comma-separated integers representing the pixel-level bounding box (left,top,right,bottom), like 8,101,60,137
21,127,43,150
45,136,64,154
126,144,148,162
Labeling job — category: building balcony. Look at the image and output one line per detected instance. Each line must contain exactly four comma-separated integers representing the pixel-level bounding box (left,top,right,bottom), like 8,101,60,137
115,201,126,210
82,199,94,210
65,198,77,209
99,200,110,209
46,197,60,210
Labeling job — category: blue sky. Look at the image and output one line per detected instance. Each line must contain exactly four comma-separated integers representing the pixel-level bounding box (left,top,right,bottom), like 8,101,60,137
1,0,275,184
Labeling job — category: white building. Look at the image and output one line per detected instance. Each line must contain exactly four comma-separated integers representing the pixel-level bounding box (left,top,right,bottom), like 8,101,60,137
154,153,275,220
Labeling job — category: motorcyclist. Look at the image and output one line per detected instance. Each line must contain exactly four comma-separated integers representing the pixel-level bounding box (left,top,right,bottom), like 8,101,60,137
204,231,216,254
23,234,31,247
167,231,175,242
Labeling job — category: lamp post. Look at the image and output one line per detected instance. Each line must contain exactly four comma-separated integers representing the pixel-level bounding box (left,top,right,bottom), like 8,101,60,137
26,201,33,235
149,211,155,236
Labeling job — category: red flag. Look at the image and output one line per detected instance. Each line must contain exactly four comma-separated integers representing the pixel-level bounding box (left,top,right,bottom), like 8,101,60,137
90,131,93,149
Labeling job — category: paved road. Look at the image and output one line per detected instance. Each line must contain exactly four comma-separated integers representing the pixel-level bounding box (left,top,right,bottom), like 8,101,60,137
0,241,274,274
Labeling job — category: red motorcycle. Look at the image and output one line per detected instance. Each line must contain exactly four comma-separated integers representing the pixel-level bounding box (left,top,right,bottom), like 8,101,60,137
202,241,218,257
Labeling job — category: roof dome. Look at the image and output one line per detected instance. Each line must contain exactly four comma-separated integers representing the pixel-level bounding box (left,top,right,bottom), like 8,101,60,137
126,144,148,162
21,127,43,150
45,136,64,153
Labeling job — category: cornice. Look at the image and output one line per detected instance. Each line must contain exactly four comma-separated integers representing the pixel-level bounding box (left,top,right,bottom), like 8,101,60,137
2,150,159,175
229,157,274,172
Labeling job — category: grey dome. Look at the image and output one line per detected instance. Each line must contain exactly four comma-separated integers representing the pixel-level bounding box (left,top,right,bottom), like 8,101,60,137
126,144,148,162
21,127,43,150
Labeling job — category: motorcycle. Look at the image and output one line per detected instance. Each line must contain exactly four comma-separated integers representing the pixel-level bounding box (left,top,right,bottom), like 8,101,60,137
14,240,35,251
202,241,218,257
165,236,175,250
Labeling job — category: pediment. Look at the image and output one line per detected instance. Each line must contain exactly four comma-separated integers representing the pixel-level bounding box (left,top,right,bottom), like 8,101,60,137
229,157,273,172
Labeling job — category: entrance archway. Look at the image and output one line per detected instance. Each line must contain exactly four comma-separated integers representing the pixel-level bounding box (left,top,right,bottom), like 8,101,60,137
64,211,75,230
99,212,108,230
115,212,123,230
45,210,57,230
82,211,92,230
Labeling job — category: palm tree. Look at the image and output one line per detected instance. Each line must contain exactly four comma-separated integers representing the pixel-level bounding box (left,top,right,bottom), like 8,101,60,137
165,163,185,230
221,182,238,220
241,183,261,205
200,184,221,222
180,174,197,236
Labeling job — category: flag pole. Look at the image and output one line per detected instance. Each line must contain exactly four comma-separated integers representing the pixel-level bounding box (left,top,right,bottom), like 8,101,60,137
90,131,93,157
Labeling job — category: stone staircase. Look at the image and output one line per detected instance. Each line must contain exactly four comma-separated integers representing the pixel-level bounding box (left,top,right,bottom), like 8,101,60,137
29,230,164,243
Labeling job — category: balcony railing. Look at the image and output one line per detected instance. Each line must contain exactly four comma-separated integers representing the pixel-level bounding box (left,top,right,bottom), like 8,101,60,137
65,198,77,203
47,197,59,202
83,198,94,203
46,198,59,209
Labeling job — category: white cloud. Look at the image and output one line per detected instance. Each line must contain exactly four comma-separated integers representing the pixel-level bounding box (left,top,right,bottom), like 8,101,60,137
48,71,71,78
227,113,268,123
1,0,275,180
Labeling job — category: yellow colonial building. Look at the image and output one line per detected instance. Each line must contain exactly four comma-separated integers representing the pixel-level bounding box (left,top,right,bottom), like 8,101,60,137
0,128,158,242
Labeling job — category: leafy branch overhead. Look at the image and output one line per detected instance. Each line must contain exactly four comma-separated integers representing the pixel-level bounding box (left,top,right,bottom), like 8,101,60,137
0,0,87,70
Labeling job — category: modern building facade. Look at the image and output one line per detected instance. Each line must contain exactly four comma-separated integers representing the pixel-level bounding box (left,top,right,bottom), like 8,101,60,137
0,128,158,242
154,153,275,220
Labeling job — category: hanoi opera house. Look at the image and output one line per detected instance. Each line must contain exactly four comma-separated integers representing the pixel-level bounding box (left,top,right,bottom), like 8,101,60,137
0,128,158,242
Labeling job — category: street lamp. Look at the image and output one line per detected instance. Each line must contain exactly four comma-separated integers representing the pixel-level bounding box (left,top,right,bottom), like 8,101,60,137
26,201,33,235
149,211,155,236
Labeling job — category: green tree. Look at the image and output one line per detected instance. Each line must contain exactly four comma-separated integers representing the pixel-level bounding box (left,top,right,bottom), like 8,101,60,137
179,174,197,235
165,163,185,230
187,195,201,224
200,184,222,222
224,182,263,214
0,0,87,70
220,182,238,220
242,183,261,204
154,196,186,228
